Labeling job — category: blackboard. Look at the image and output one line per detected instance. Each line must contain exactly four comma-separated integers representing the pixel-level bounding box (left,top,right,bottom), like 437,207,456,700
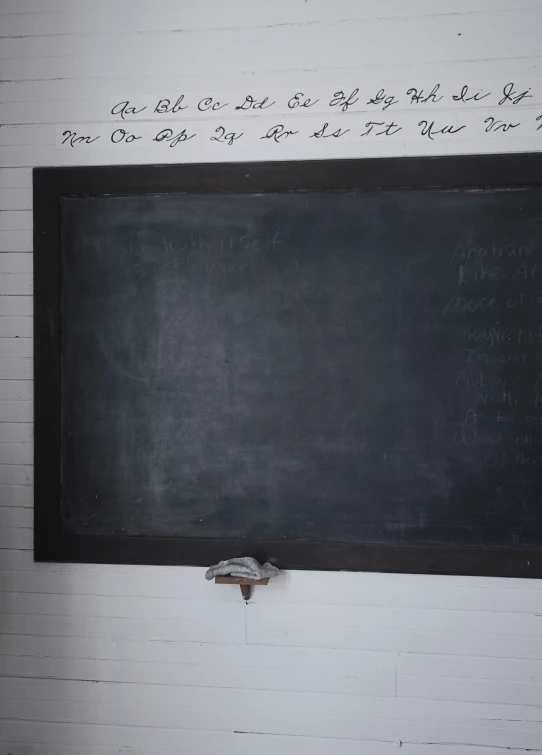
33,156,542,576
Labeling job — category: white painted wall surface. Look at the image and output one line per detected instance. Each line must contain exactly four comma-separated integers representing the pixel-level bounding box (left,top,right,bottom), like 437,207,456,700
1,2,542,753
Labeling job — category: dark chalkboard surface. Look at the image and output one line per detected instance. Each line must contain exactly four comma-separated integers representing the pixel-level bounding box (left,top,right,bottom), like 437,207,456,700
60,186,542,547
33,157,542,574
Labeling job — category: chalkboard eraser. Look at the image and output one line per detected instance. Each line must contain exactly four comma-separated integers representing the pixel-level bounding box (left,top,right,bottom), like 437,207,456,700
214,576,269,600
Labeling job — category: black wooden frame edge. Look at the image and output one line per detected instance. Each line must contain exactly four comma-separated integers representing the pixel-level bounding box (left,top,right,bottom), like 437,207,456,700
34,167,63,566
33,153,542,576
32,151,542,196
33,535,542,577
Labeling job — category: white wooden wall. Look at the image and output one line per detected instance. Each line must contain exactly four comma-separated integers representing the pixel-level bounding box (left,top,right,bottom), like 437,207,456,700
1,2,542,753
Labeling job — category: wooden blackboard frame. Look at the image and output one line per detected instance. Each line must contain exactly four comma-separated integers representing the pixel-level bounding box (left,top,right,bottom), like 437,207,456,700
33,153,542,576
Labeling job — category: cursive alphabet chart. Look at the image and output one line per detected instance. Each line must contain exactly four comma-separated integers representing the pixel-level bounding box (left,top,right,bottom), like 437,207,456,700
53,80,542,161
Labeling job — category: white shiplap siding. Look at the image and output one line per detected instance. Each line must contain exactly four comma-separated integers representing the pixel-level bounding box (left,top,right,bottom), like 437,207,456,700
1,1,542,753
